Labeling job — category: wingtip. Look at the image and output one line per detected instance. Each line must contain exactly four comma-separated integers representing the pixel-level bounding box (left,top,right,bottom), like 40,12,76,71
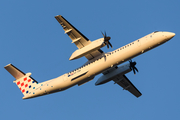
4,63,12,68
55,15,62,18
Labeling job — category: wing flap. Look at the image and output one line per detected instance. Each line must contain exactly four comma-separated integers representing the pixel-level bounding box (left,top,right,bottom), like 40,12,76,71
113,75,142,97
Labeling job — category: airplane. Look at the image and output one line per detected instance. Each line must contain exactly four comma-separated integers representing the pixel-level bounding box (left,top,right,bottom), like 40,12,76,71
4,15,175,99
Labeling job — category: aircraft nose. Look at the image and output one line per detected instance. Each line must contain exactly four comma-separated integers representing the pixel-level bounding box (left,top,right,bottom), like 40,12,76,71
166,32,175,39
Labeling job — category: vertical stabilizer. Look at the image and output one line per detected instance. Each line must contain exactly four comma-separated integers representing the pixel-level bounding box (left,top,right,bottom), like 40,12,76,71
4,64,38,96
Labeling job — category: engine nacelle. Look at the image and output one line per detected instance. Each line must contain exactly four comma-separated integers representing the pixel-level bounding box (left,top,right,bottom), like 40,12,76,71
69,38,105,60
95,63,131,85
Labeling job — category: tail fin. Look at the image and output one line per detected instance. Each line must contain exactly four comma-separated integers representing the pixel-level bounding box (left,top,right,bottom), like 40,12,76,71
5,64,38,96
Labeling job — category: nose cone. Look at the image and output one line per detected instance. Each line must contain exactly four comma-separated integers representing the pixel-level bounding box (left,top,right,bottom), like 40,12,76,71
166,32,175,39
168,32,175,38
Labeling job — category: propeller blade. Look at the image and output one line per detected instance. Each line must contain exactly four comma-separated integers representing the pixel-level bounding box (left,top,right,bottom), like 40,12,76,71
101,32,105,37
133,68,136,75
107,42,109,49
134,67,139,73
101,31,112,49
108,41,113,48
129,60,138,75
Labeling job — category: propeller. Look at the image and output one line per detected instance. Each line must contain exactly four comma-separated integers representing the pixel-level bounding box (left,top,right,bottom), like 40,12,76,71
129,60,139,75
102,32,112,49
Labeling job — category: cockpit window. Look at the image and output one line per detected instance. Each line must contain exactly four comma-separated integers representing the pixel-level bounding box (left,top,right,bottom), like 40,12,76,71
154,31,159,33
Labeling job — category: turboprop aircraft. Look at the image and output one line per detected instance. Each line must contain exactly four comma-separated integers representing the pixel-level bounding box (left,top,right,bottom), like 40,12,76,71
4,15,175,99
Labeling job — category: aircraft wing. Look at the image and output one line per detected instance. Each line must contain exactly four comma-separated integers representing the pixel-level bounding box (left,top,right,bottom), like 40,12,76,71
113,75,142,97
55,15,103,60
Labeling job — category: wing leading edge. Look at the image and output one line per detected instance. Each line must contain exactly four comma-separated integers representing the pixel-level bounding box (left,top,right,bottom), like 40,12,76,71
113,75,142,97
55,15,103,60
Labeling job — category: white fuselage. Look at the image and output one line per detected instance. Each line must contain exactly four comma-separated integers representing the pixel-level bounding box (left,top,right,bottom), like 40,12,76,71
23,31,175,99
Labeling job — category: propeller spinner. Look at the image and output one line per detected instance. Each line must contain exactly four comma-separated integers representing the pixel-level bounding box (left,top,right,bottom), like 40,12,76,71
102,32,112,49
129,60,139,75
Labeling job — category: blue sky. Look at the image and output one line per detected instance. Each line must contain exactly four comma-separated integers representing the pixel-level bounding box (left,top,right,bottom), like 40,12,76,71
0,0,180,120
